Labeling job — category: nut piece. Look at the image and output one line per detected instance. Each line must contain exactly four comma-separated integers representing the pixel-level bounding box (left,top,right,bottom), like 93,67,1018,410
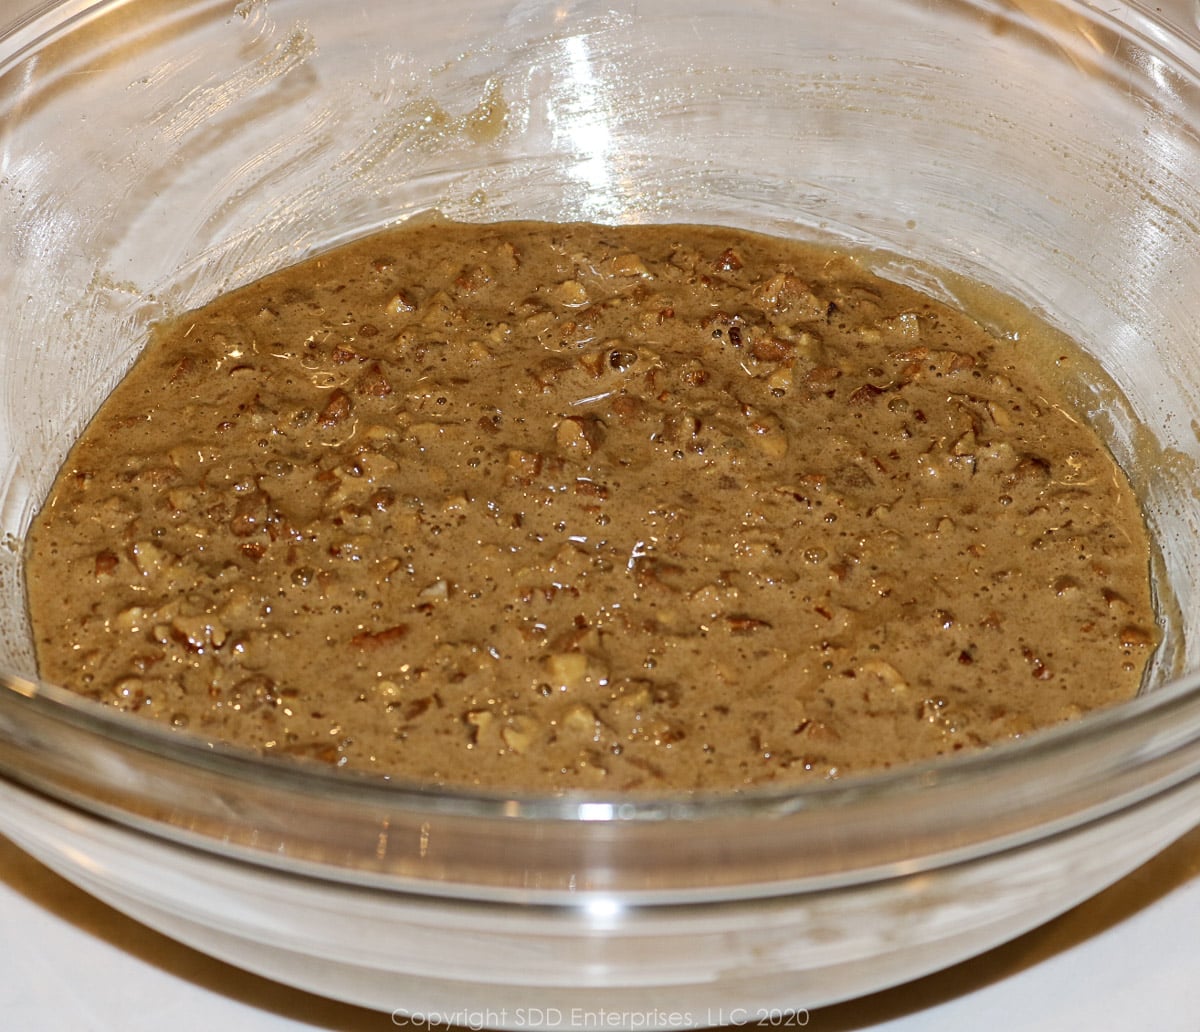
505,448,543,485
552,279,589,307
386,291,416,315
561,703,602,740
860,660,910,694
465,709,495,746
1120,625,1155,648
130,540,170,578
555,416,602,458
350,625,410,650
545,651,589,691
609,253,650,277
500,714,539,754
318,389,353,427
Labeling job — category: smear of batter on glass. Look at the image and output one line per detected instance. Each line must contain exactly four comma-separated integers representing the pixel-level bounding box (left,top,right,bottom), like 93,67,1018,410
25,220,1158,792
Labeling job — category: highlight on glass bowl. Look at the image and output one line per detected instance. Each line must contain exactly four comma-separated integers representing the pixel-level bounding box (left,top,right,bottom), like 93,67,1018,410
3,0,1200,1026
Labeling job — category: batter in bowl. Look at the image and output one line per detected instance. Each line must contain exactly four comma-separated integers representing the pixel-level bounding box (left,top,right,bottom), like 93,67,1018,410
25,221,1158,791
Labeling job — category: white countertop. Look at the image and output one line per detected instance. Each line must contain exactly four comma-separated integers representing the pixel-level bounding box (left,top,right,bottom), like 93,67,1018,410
3,0,1199,1027
3,824,1200,1031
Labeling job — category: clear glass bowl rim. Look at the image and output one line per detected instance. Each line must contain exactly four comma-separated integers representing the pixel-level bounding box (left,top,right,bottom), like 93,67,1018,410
3,661,1200,816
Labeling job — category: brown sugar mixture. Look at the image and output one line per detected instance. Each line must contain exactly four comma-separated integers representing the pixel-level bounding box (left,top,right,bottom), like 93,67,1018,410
25,221,1159,792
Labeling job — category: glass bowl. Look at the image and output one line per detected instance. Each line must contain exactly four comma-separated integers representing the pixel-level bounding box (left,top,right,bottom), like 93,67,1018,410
4,0,1200,1025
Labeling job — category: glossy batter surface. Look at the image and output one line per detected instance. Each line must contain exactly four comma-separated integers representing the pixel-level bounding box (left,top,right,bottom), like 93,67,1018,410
26,221,1158,791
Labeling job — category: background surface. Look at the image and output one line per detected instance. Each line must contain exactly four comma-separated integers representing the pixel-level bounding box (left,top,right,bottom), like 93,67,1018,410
2,0,1198,1028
